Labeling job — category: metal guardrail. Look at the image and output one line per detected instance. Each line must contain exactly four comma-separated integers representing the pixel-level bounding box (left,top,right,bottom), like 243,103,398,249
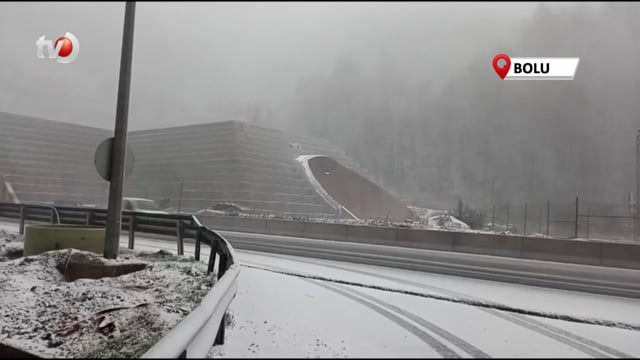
0,201,238,358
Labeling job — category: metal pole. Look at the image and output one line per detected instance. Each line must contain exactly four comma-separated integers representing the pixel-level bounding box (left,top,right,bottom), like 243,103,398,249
538,206,542,234
104,1,136,259
178,180,184,214
634,193,637,242
574,196,579,239
523,203,528,235
636,130,639,242
506,203,510,232
546,200,550,237
491,204,496,231
19,205,25,235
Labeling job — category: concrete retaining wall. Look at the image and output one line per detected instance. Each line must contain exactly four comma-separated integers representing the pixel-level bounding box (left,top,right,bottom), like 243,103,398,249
303,222,347,241
264,219,306,237
197,215,640,270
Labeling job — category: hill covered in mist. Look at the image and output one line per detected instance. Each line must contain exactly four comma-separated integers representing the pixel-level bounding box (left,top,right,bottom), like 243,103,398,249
287,2,640,210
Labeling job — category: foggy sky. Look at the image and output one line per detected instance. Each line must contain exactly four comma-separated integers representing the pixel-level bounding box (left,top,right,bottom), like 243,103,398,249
2,2,634,209
0,1,537,130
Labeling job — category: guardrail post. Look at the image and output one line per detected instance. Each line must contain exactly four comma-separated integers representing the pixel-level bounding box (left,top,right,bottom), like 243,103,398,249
194,228,201,261
176,221,184,256
19,205,26,235
214,312,226,345
208,242,218,275
218,253,227,278
129,215,136,249
586,214,590,240
85,212,93,226
50,208,56,225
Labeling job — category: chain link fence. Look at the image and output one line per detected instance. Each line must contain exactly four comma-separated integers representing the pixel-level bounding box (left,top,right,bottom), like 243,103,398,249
487,197,639,242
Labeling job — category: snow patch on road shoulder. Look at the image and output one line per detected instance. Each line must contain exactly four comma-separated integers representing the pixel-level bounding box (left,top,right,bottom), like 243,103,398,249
0,230,215,358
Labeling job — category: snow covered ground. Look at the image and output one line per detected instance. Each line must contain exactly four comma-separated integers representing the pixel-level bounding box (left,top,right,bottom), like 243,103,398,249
2,220,639,358
0,224,214,358
209,251,640,358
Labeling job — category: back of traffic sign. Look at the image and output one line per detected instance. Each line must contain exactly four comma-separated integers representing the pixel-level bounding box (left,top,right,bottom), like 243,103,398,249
94,137,135,182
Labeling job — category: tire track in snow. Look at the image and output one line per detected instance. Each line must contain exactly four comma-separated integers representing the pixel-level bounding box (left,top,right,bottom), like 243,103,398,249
324,282,491,358
244,252,630,358
239,258,638,355
243,260,489,358
308,280,462,358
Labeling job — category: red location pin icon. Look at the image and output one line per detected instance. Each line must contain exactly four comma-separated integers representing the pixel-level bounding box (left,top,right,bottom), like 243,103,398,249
492,53,511,80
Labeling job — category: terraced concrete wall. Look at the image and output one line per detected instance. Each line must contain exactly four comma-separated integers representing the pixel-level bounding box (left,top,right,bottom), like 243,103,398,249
1,114,385,218
126,121,374,217
0,112,109,205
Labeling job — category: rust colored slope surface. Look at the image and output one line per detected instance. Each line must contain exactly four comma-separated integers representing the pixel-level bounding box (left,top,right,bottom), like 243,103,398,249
307,156,412,220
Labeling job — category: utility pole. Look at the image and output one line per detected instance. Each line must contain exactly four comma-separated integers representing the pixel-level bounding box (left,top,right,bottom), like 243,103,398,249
104,2,136,259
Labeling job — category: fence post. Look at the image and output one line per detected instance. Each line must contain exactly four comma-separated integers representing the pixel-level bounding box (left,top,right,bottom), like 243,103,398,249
176,220,185,256
491,204,496,231
546,200,550,237
538,206,542,234
523,203,528,235
506,203,510,232
574,196,579,239
19,205,26,235
633,129,640,241
128,215,136,249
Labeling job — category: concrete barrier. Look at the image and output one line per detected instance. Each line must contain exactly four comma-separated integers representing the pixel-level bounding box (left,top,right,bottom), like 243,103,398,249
521,237,602,266
264,219,306,237
395,228,454,251
198,215,266,234
193,214,640,270
303,222,348,241
601,242,640,269
346,225,396,245
453,233,523,258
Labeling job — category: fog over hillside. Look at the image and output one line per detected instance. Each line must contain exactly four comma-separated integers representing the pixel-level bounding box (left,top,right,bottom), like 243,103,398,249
1,2,636,209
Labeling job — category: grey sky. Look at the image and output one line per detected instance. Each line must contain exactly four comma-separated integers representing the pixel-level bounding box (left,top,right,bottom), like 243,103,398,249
0,1,538,131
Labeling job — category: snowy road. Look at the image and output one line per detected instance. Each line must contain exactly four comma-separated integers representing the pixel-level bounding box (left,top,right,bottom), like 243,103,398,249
211,251,640,358
216,230,640,299
2,220,640,357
